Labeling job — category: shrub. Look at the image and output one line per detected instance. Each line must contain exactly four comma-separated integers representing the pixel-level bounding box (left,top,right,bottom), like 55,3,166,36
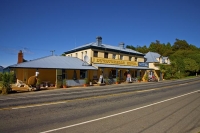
116,76,120,83
84,78,89,84
1,72,13,94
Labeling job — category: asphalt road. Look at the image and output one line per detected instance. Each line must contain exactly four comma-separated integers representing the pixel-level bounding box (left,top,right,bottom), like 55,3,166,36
0,78,200,133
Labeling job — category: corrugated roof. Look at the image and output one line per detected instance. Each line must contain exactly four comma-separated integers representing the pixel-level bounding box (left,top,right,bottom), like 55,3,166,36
65,42,144,56
93,64,152,70
145,52,161,63
8,56,97,70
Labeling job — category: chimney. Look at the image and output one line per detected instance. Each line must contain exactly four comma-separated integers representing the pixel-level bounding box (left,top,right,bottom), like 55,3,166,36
96,36,102,46
17,50,23,64
119,42,125,49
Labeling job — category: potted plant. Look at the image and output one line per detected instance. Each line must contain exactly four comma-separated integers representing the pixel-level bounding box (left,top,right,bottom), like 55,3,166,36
116,76,120,84
62,79,67,88
137,76,142,82
84,78,89,87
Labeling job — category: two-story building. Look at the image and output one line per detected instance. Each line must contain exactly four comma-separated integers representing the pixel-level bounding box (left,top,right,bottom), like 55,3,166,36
64,36,151,83
145,52,170,80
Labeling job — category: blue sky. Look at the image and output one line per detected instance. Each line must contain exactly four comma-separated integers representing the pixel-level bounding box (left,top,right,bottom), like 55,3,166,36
0,0,200,67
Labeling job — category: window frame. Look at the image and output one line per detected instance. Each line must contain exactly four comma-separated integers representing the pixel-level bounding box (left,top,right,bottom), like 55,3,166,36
94,51,98,57
135,57,137,62
120,55,123,60
104,52,108,58
112,54,116,59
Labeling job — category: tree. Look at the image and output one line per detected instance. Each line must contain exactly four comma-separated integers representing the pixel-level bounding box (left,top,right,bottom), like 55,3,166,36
149,40,166,56
172,38,190,51
126,45,136,50
135,45,149,54
159,64,167,79
1,72,14,94
183,58,199,75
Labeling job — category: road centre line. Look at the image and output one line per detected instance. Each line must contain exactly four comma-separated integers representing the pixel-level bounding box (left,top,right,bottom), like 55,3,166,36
0,83,158,101
0,88,157,110
0,80,197,101
0,81,198,110
40,90,199,133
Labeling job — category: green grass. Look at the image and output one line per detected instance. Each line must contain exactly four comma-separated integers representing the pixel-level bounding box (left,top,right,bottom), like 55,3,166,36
183,76,197,79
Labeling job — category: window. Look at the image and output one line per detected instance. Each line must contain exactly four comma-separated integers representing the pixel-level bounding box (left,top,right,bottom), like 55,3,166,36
80,70,86,79
94,51,98,57
112,70,116,78
120,55,123,60
129,56,132,61
104,52,108,58
85,51,87,55
135,57,137,62
112,54,116,59
162,58,165,64
82,52,83,60
76,53,78,58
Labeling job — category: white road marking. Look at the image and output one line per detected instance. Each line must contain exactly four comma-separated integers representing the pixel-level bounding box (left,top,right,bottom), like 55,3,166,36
0,87,129,101
40,90,199,133
0,84,156,101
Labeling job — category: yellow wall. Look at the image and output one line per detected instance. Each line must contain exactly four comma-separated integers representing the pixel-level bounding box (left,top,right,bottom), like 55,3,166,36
38,69,56,84
65,48,145,65
149,63,159,70
15,68,56,85
66,49,93,64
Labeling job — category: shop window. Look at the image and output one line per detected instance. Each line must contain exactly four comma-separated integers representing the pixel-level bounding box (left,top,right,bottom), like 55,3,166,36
113,54,116,59
129,56,132,61
120,55,123,60
94,51,98,57
104,52,108,58
112,70,116,78
80,70,86,79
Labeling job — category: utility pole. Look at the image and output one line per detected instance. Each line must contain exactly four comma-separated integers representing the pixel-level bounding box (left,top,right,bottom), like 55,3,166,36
50,50,55,55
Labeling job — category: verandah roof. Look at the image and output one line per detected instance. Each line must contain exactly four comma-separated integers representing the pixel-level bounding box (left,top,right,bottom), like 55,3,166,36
8,56,97,70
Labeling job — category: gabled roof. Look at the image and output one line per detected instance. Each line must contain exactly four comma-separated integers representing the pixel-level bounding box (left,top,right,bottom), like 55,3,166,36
145,52,161,63
65,42,144,56
8,56,97,70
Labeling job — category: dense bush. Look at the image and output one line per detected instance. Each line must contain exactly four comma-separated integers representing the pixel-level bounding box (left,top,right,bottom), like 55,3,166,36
1,72,15,94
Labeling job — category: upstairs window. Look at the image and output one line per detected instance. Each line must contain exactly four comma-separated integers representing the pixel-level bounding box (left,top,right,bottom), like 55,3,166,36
129,56,132,61
81,52,83,60
135,57,137,62
112,54,116,59
94,51,98,57
120,55,123,60
104,52,108,58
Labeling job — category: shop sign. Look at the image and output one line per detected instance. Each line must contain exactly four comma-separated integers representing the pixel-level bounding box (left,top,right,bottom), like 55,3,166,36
138,62,148,67
93,57,138,66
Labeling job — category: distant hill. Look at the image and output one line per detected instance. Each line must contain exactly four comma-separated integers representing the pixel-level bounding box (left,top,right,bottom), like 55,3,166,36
0,66,4,72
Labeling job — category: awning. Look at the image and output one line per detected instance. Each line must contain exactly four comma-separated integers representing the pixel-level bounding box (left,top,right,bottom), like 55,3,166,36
93,64,153,70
